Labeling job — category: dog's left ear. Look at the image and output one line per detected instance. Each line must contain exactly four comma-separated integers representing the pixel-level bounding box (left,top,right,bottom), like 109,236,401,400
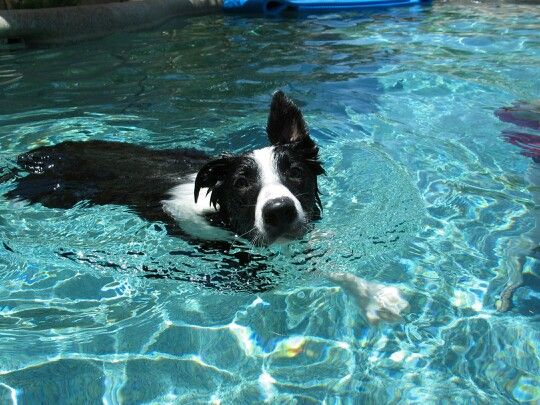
194,158,232,208
266,90,309,145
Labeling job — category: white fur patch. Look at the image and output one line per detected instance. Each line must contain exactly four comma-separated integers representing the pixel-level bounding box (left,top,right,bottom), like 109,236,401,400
162,174,232,240
251,146,305,235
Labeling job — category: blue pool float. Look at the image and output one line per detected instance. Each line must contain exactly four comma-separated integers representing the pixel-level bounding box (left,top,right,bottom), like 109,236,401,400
224,0,430,15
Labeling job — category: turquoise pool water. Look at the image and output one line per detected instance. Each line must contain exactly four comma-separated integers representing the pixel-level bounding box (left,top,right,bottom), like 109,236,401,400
1,1,539,403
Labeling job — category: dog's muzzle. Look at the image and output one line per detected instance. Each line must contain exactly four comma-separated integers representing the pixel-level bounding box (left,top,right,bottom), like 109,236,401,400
262,197,299,237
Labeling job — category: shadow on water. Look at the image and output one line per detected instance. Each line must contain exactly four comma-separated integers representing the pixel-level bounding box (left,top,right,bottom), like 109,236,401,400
54,240,283,293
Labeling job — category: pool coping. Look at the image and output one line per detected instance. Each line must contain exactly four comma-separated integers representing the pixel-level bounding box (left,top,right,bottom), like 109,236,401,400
0,0,222,45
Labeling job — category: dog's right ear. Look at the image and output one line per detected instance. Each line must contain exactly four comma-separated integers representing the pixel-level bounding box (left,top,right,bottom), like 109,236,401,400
194,158,232,207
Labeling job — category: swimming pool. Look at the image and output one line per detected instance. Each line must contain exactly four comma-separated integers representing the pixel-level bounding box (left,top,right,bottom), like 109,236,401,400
0,1,539,402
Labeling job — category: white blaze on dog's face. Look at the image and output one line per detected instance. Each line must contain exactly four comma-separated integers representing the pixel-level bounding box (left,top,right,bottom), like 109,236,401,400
252,146,307,242
193,91,324,245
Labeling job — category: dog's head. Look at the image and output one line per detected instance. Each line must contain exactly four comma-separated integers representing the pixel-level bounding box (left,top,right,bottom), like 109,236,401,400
194,91,324,245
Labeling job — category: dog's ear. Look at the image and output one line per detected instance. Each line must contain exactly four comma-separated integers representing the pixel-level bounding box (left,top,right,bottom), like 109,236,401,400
194,158,232,207
266,90,309,145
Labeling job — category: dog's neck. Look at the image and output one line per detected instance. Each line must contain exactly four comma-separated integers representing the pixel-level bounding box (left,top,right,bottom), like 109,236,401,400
162,173,232,241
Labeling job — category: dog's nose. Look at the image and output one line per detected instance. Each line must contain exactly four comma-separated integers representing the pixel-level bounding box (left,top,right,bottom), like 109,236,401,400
262,197,298,234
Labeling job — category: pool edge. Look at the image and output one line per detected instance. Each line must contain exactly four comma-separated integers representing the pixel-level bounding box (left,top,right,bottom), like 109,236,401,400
0,0,223,45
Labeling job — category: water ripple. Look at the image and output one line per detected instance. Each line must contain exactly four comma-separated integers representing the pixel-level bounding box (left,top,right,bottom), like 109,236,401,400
0,2,539,403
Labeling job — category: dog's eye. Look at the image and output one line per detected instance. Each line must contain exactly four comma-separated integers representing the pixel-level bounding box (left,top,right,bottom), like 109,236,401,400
233,176,249,189
288,165,304,179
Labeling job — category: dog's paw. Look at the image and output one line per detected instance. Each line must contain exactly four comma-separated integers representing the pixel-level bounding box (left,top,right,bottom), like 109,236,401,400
362,283,410,325
328,272,409,325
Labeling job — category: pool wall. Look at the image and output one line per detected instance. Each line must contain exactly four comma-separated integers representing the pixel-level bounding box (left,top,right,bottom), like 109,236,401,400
0,0,222,44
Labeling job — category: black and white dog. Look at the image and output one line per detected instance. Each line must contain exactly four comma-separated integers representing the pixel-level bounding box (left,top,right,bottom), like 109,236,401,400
5,91,412,323
6,91,324,246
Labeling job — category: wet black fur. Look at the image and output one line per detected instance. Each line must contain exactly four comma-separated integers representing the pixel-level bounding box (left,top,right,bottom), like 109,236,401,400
5,141,209,230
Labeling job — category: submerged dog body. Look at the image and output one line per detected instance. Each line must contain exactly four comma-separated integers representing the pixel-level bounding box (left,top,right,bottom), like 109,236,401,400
6,91,324,245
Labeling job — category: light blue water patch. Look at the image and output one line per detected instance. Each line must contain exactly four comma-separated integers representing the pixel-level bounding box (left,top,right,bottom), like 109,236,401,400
0,2,540,403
